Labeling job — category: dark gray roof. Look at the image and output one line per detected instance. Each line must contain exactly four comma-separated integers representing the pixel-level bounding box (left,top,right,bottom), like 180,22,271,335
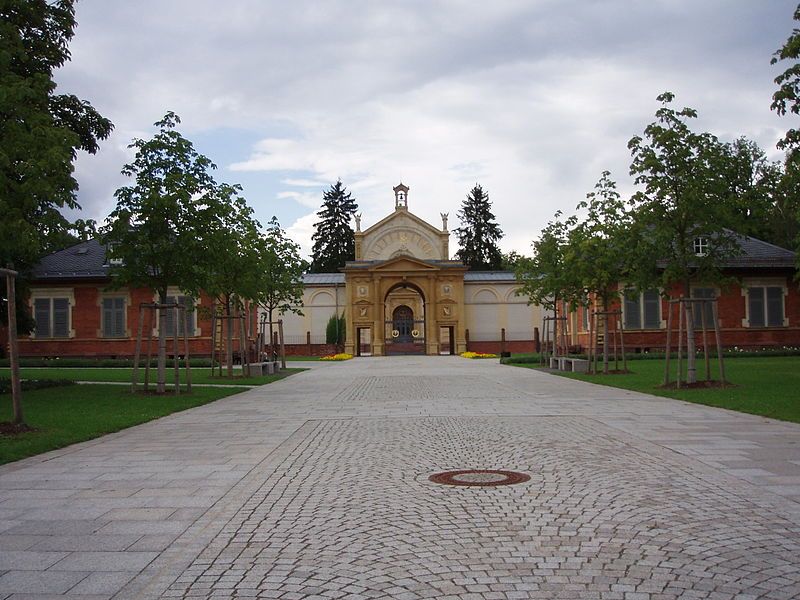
32,239,111,280
725,233,796,268
302,273,345,285
464,271,517,282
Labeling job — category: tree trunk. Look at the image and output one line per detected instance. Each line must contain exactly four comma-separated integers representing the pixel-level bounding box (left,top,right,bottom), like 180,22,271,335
157,290,167,394
602,298,610,375
226,296,234,378
268,308,275,362
684,282,697,384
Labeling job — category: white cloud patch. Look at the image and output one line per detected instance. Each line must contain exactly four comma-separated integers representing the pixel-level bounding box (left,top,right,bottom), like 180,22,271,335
58,0,796,254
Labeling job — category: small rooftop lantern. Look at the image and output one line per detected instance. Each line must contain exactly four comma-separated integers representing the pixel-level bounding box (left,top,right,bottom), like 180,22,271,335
394,182,409,210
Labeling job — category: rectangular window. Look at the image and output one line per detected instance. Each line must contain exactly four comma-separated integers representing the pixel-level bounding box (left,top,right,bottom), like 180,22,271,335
691,288,716,329
642,290,661,329
582,306,589,331
624,290,660,329
748,286,784,327
624,293,641,330
164,296,195,337
102,297,126,338
34,298,69,338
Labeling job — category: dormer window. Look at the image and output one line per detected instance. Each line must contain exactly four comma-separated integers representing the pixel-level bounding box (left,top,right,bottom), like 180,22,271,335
693,237,708,257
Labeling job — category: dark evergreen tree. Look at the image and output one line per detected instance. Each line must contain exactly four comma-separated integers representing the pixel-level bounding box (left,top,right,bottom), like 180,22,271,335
310,180,358,273
454,184,504,270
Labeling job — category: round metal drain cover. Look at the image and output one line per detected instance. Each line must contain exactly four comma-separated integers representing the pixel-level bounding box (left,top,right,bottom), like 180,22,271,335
429,469,530,487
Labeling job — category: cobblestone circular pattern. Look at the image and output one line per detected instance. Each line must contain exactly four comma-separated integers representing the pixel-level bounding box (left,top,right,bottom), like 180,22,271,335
429,468,531,486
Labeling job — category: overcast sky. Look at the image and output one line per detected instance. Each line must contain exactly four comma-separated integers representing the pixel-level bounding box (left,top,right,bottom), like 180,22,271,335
56,0,797,259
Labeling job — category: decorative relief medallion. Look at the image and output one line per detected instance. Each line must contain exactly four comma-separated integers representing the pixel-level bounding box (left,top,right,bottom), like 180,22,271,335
358,306,368,318
442,305,452,317
442,284,452,295
358,286,368,297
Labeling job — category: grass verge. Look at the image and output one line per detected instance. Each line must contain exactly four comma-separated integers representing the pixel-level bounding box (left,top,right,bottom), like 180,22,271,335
0,367,306,386
0,384,244,465
508,356,800,424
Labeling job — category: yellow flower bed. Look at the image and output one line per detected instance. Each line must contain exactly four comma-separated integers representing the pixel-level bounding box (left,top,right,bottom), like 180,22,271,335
320,353,354,361
460,351,499,359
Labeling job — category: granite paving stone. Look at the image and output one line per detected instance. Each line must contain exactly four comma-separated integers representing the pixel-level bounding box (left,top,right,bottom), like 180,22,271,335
1,357,799,599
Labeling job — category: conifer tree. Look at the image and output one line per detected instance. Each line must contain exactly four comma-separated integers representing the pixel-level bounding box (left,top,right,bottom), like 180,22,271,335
454,184,504,270
310,180,358,273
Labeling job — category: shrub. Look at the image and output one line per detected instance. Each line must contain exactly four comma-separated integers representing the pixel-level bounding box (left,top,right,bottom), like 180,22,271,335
325,313,346,345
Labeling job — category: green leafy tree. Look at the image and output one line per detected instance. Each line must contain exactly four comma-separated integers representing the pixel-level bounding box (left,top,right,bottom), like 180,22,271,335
103,113,231,393
514,213,581,355
310,180,358,273
720,137,786,245
202,189,263,376
771,4,800,158
0,0,112,330
770,7,800,260
454,184,504,270
628,92,741,384
257,217,307,360
571,171,634,372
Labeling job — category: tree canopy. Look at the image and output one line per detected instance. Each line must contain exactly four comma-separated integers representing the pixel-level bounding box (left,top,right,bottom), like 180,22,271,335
627,92,741,294
310,180,358,273
454,184,504,270
0,0,112,329
771,4,800,159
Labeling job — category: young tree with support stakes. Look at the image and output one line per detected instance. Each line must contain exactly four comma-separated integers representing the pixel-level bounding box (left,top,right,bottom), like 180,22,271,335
310,180,358,273
103,112,232,394
202,189,263,377
257,217,306,361
628,92,740,384
0,0,112,334
514,214,581,358
454,184,504,270
571,171,634,374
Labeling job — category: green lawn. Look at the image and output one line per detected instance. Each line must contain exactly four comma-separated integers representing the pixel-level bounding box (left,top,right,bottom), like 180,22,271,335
0,384,245,465
508,356,800,424
0,367,306,386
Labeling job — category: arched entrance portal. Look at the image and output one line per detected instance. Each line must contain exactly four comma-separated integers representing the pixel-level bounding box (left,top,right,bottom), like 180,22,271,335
385,283,425,355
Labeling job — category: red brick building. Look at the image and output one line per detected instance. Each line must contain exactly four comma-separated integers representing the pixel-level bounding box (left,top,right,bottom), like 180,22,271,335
562,234,800,352
2,239,255,359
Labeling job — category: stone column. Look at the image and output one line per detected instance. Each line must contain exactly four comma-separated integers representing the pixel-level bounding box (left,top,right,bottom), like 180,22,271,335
426,275,439,355
372,275,384,356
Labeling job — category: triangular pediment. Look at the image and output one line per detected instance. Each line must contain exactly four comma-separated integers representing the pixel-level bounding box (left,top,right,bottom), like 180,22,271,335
371,256,439,272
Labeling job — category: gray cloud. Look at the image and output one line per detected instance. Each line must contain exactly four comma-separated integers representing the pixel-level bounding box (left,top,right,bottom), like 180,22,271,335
56,0,797,257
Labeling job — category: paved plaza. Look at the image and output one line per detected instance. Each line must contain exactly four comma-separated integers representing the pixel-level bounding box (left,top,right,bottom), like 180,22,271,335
1,357,800,599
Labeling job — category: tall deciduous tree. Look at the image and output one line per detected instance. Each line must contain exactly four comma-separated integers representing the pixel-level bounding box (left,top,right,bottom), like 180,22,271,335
454,184,504,270
0,0,112,330
720,137,786,245
103,113,230,393
571,171,634,372
628,92,740,384
310,180,358,273
771,4,800,159
770,4,800,262
257,217,307,359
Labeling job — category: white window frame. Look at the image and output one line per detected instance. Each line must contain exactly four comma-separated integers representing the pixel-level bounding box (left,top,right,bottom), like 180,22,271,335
693,237,709,257
29,288,75,339
152,287,201,337
97,291,130,338
689,285,719,329
741,278,789,328
621,288,664,330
